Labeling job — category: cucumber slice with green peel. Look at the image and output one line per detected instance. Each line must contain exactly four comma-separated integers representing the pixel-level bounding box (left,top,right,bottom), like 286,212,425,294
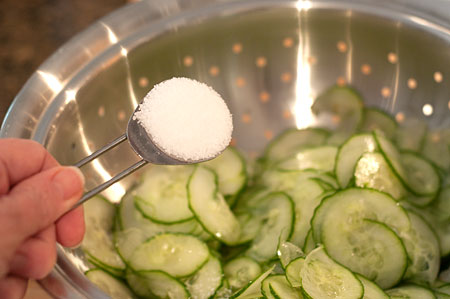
186,256,223,299
395,118,427,152
85,268,134,298
387,284,437,299
126,269,189,299
213,281,233,299
276,146,338,173
288,180,332,248
335,133,378,188
86,257,124,279
311,85,364,133
261,168,338,191
277,241,304,268
360,108,397,140
300,246,364,299
437,284,450,295
82,196,125,273
375,132,439,198
114,228,146,264
326,130,352,146
286,257,305,288
224,257,262,291
230,265,275,299
246,192,295,262
118,192,205,240
188,166,241,245
354,152,406,200
431,187,450,222
134,165,194,224
263,128,329,163
422,129,450,171
435,291,450,299
311,188,411,246
322,218,408,289
402,200,450,257
234,212,262,244
202,147,247,199
129,233,209,277
303,230,315,255
356,274,389,299
403,211,440,284
400,152,440,202
233,186,272,212
261,275,303,299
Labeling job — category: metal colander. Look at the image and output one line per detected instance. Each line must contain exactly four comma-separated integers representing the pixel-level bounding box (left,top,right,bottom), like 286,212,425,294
1,0,450,297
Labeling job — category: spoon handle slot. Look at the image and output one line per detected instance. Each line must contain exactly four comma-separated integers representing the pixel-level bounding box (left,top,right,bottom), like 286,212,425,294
73,159,147,209
74,134,128,168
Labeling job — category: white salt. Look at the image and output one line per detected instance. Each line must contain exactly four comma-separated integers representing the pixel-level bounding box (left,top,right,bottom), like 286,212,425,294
134,77,233,161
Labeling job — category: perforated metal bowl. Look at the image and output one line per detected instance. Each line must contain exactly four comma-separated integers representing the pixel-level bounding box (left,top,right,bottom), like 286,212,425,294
2,0,450,297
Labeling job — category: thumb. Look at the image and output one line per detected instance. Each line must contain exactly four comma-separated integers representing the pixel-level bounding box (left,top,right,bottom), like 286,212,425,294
0,166,84,244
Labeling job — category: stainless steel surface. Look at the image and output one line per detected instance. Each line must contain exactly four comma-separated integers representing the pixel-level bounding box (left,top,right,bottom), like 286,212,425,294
1,0,450,297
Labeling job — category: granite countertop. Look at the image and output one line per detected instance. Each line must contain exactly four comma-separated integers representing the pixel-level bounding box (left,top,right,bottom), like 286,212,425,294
0,0,126,123
0,0,126,297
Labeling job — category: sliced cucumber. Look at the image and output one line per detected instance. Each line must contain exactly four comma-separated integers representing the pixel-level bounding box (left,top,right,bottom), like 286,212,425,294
354,152,406,200
126,269,189,299
311,188,411,245
82,196,125,273
360,107,397,140
286,257,305,288
230,265,274,299
261,168,338,192
134,165,194,224
234,211,262,244
118,191,205,240
277,241,304,268
261,275,303,299
386,284,437,299
400,151,440,203
202,147,247,199
300,246,363,299
188,166,241,245
395,118,427,152
356,274,389,299
335,133,378,188
114,228,146,264
312,85,364,134
431,187,450,222
322,218,407,289
276,146,338,173
375,132,439,199
129,233,209,277
246,192,295,262
402,201,450,257
224,257,262,291
85,268,134,298
303,230,315,255
287,179,330,248
403,210,440,284
186,255,223,299
422,129,450,171
263,128,329,163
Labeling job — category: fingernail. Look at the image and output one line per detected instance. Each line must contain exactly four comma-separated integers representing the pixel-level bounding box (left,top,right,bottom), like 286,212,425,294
52,167,85,200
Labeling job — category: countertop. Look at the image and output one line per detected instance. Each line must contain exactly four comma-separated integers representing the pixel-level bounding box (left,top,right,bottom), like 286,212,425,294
0,0,126,123
0,0,126,297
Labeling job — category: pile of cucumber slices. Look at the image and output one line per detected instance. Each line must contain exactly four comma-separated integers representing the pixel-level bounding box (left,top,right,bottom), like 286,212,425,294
82,85,450,298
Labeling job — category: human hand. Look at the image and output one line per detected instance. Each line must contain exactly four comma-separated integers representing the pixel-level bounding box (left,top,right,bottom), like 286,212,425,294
0,139,85,298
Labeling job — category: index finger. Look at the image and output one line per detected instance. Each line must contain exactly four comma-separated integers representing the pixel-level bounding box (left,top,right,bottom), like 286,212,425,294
0,138,59,195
